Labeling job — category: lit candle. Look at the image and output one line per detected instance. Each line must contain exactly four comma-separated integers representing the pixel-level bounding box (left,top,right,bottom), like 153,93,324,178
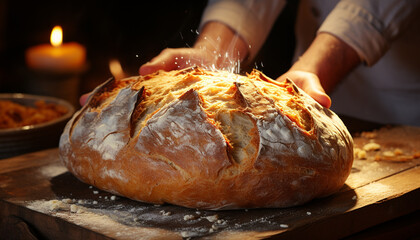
25,26,86,72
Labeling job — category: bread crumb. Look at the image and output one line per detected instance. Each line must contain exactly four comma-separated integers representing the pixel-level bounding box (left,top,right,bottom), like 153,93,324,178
363,142,381,152
354,148,367,159
110,195,116,201
382,151,395,157
203,215,218,222
352,195,357,200
183,215,195,221
48,200,68,211
159,210,172,216
280,224,289,228
61,198,73,204
76,208,85,214
70,204,78,213
92,201,98,204
93,191,99,194
394,148,403,156
306,211,311,216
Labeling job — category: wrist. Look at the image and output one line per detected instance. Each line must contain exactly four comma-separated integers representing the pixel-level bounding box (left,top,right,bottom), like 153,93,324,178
194,21,249,70
290,33,360,93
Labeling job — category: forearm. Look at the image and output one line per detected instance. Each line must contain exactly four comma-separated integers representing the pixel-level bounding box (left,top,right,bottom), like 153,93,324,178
290,33,361,93
194,21,249,68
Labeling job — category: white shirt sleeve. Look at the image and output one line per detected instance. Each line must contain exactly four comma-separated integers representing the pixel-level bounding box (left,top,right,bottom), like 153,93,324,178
318,0,420,66
199,0,286,61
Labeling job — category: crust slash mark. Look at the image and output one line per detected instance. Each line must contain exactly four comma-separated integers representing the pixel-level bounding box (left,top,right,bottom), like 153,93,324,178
88,77,116,108
129,86,146,137
232,82,249,108
136,87,232,176
68,77,115,138
256,76,315,136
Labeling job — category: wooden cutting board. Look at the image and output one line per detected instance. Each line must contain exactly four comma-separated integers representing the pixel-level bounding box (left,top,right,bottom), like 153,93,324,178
1,126,419,239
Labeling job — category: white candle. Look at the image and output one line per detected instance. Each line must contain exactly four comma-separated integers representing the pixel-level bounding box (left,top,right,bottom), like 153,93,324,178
25,26,86,72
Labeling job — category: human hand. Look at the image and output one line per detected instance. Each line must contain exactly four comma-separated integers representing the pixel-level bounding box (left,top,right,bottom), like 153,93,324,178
277,70,331,108
275,33,360,109
139,22,248,75
79,93,90,106
139,47,219,75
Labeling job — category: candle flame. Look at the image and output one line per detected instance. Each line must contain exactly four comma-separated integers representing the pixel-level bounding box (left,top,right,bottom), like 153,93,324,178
50,26,63,47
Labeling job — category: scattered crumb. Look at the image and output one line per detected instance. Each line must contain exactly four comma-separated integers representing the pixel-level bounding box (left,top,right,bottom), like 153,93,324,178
394,148,403,156
110,196,116,201
211,219,228,230
70,204,78,213
216,219,227,225
352,195,357,200
306,212,311,216
183,215,196,221
382,151,395,157
203,215,218,223
280,224,289,228
48,200,68,211
160,210,172,216
363,142,381,152
93,191,99,194
61,198,73,204
92,201,98,204
354,148,367,160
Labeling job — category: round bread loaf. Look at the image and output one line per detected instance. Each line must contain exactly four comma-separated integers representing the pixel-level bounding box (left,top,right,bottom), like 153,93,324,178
59,67,353,210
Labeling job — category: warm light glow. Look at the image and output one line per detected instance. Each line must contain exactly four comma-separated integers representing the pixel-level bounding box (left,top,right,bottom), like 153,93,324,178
109,59,125,80
50,26,63,47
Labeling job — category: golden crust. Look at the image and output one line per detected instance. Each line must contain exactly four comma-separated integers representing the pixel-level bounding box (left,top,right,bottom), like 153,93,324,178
59,67,353,210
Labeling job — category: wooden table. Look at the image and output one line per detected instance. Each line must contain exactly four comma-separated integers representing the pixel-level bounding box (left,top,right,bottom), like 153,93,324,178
1,126,419,239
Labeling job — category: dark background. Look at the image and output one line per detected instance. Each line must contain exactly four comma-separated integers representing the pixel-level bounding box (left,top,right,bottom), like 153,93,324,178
0,0,298,105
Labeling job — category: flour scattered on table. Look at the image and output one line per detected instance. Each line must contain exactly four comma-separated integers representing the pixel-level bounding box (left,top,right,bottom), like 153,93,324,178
38,165,67,178
25,199,179,239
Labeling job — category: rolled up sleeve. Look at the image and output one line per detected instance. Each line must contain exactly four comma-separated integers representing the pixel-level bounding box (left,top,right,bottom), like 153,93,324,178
318,0,420,66
200,0,285,61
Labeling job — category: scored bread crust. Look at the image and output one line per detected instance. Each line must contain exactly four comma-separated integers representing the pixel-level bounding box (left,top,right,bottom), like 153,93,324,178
59,67,353,210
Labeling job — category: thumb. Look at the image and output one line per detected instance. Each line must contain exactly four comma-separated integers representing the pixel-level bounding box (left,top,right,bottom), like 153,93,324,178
278,71,332,108
308,86,331,108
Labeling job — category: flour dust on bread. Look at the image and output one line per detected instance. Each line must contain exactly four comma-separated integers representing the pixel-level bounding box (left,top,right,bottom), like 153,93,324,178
60,67,353,210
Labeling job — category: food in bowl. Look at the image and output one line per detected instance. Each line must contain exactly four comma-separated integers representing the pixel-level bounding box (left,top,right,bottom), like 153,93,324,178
0,100,68,129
